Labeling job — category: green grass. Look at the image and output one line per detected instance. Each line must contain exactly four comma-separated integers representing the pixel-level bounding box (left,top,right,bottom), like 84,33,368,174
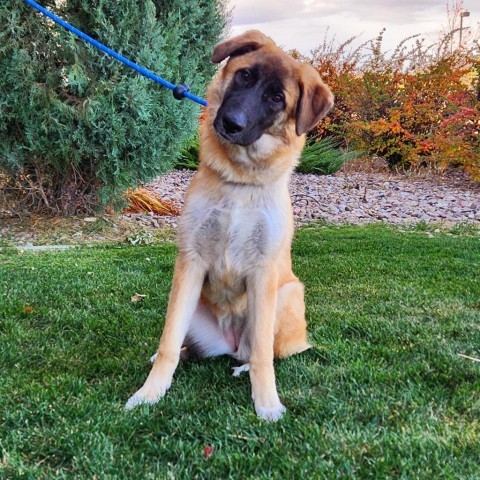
1,225,479,479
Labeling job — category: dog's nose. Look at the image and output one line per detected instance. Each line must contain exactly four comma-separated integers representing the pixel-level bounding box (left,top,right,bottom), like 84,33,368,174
222,112,246,134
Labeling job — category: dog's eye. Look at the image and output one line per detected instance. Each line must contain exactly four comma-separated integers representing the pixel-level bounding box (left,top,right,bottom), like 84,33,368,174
240,69,251,81
271,93,284,103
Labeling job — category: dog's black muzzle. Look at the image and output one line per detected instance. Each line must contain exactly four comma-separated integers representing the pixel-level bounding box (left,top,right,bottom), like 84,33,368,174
214,87,275,146
214,106,262,146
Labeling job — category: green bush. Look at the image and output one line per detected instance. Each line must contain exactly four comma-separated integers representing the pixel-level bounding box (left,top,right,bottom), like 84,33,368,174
173,135,358,174
0,0,227,213
174,134,200,170
296,136,360,175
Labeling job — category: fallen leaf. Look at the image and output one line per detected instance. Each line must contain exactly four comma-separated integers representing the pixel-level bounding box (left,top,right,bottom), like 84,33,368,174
23,306,33,313
204,445,213,458
131,293,147,303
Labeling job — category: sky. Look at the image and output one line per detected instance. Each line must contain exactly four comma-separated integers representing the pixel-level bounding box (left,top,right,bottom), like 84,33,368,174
229,0,480,55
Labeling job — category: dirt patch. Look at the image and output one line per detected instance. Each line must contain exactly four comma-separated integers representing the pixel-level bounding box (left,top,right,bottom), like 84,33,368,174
0,214,175,247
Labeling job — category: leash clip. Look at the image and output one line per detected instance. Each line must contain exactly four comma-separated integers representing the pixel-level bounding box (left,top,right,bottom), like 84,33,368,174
172,83,190,100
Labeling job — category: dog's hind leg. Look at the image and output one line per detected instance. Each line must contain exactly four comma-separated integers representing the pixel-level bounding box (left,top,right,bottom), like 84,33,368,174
148,301,235,362
274,280,311,358
183,301,236,358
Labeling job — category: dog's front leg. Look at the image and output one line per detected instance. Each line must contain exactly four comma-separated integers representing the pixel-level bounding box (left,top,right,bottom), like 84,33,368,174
248,266,286,421
125,257,205,410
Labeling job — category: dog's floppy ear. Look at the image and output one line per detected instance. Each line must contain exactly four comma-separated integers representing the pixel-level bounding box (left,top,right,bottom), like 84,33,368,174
295,65,334,136
212,30,275,63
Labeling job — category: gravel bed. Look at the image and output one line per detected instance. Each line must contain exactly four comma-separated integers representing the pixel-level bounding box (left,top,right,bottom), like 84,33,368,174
121,169,480,227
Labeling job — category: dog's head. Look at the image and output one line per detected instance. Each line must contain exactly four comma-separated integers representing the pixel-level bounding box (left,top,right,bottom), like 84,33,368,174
209,30,334,148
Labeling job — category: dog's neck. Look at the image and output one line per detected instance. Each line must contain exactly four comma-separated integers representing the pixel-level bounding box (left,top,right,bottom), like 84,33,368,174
199,124,304,187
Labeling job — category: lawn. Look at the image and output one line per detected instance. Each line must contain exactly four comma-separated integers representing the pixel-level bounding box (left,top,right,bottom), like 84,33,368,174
1,225,479,479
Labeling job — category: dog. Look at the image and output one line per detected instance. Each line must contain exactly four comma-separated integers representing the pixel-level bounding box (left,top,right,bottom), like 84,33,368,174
125,30,334,421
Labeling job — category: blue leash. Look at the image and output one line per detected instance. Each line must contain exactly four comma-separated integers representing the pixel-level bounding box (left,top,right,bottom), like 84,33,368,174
23,0,208,107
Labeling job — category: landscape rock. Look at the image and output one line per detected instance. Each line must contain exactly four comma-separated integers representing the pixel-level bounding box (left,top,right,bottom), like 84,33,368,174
137,169,479,228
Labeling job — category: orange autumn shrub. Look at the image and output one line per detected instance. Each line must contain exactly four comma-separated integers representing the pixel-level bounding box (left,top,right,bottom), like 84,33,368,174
304,31,480,179
347,59,479,172
432,105,480,180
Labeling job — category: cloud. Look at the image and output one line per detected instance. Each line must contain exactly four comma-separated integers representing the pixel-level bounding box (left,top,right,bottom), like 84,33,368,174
231,0,480,54
232,0,446,26
232,0,309,24
337,0,445,24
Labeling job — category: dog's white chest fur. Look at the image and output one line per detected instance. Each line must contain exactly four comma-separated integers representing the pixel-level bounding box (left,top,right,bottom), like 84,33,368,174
182,182,287,275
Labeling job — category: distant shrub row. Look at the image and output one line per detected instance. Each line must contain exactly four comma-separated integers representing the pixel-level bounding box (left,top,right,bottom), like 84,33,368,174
299,28,480,180
177,26,480,179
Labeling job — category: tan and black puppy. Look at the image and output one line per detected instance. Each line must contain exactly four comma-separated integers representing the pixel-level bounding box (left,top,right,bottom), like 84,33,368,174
126,30,334,420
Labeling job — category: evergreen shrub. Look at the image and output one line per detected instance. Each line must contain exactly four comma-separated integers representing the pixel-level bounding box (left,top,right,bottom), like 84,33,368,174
0,0,227,213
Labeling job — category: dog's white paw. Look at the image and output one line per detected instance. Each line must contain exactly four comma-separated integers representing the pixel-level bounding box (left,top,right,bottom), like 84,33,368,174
255,403,286,422
232,363,250,377
124,382,170,411
149,353,157,364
